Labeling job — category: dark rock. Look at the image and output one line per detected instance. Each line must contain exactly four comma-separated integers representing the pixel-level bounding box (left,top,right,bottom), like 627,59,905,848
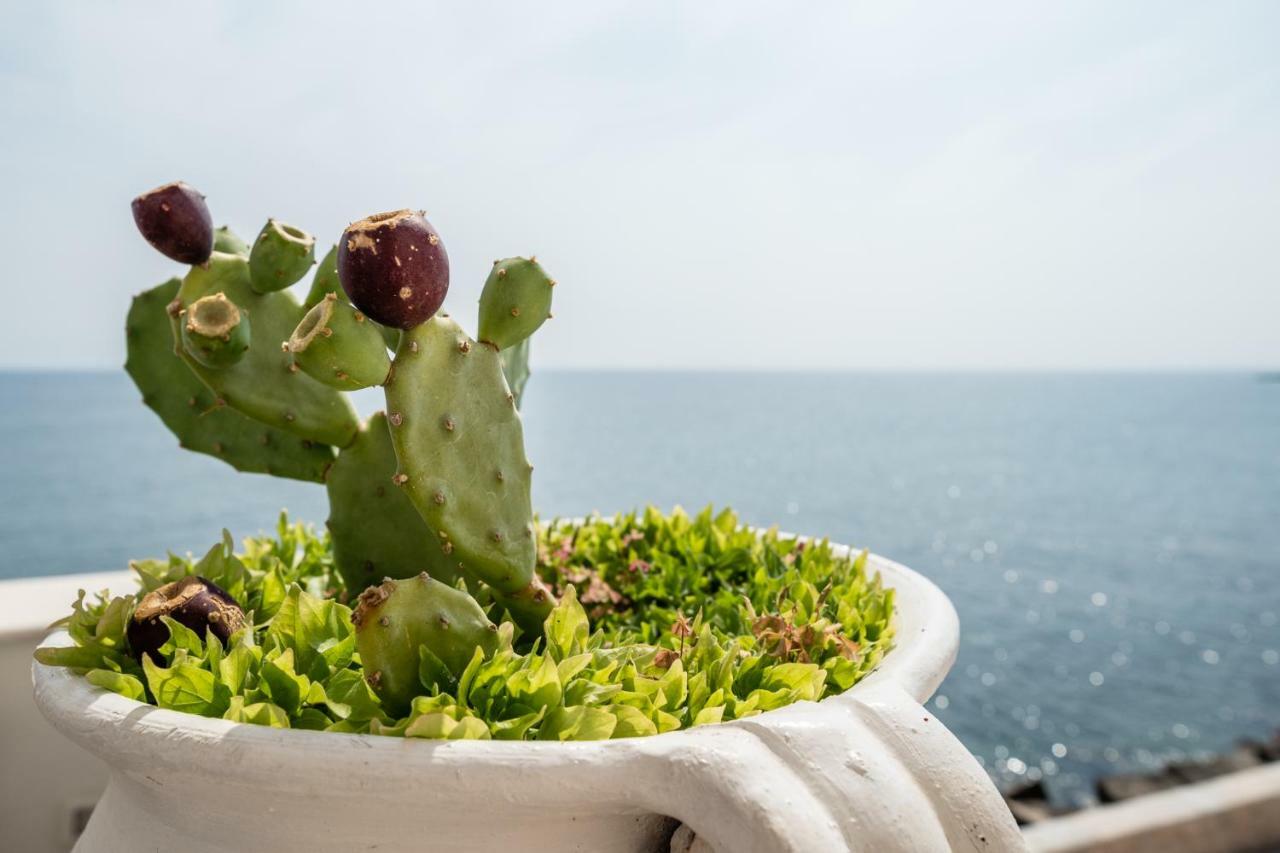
1170,745,1263,784
1096,769,1182,803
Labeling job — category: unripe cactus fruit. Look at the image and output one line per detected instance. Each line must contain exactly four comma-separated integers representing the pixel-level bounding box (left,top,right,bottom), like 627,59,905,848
249,219,316,293
126,575,245,663
286,293,391,390
353,574,498,714
337,210,448,330
213,225,250,257
131,181,214,266
478,257,554,350
180,292,250,369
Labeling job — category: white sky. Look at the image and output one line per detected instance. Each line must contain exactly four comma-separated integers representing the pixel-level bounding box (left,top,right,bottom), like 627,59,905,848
2,1,1277,370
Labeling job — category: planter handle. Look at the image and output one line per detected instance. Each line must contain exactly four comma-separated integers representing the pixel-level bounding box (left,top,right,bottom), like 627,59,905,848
633,681,1025,853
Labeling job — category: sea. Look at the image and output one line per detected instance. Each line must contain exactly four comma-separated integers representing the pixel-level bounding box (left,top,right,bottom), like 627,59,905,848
2,370,1277,806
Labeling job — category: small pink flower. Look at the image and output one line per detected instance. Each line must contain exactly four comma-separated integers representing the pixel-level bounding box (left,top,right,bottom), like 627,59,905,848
628,559,652,574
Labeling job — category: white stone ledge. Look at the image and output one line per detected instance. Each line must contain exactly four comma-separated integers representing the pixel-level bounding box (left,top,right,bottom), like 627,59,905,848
1024,761,1280,853
0,571,133,641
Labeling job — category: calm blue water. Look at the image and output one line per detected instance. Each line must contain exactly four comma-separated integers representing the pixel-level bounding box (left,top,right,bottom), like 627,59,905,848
2,371,1278,805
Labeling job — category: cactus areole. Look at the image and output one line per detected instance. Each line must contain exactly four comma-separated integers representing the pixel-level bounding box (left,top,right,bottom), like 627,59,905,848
337,210,449,330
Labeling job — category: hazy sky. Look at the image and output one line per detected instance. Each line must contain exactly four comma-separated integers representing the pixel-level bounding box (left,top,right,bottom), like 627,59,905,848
2,2,1277,370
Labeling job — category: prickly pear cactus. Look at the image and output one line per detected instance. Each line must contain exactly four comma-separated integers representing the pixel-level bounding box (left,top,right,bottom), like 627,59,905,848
384,316,553,630
325,412,460,592
126,278,334,482
353,574,499,714
171,252,359,448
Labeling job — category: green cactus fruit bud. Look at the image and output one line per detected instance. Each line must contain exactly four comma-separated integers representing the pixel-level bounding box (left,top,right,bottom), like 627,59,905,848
173,252,359,448
303,245,342,309
213,225,250,257
478,257,554,350
384,315,556,634
131,181,214,265
338,210,449,330
126,278,334,482
286,294,391,390
326,413,461,592
179,292,250,369
353,574,498,714
249,219,316,293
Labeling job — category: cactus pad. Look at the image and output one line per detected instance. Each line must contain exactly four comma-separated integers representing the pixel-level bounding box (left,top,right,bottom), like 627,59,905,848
384,316,555,633
478,257,554,350
325,413,460,592
173,252,359,448
499,337,532,410
125,278,333,482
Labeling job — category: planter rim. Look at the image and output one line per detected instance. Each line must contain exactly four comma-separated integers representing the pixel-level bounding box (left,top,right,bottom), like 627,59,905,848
33,532,959,772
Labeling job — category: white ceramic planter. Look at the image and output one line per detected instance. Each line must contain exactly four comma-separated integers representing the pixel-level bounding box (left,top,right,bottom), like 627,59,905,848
33,543,1024,853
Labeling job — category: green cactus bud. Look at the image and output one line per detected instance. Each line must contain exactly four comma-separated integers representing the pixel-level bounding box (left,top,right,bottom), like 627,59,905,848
477,257,554,350
353,575,499,714
179,292,250,369
249,219,316,293
213,225,250,257
286,293,391,391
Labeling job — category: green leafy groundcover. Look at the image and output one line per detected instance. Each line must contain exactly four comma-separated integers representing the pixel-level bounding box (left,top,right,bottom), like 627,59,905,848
36,507,894,741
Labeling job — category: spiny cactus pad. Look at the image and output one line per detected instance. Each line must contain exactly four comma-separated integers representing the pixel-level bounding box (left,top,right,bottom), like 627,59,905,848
478,257,554,350
173,252,359,448
353,574,499,714
126,278,334,482
384,316,553,625
325,412,460,592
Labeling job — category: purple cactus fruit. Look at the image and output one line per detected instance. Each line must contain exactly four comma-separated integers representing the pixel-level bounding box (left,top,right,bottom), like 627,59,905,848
337,210,449,330
126,575,245,662
131,182,215,265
